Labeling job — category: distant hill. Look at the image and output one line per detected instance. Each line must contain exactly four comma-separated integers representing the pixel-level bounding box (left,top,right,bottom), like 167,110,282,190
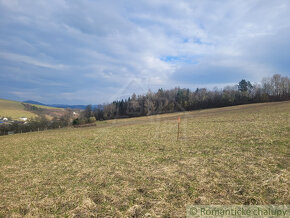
23,100,101,110
23,100,45,106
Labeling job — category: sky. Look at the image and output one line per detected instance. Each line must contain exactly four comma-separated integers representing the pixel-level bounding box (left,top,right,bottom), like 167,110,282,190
0,0,289,104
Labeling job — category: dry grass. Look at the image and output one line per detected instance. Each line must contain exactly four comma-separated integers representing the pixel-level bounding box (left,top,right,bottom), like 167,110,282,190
0,101,289,217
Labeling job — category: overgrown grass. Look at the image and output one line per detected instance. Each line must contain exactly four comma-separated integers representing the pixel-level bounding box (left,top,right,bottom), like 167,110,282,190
0,101,289,217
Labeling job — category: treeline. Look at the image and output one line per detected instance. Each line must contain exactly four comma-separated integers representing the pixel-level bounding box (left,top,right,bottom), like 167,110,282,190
22,103,43,112
1,74,289,135
83,74,289,121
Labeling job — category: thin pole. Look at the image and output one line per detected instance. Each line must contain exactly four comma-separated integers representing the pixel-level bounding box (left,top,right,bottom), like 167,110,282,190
177,116,180,140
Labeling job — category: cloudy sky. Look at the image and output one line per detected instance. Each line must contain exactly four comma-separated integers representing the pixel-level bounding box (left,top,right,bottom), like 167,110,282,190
0,0,289,104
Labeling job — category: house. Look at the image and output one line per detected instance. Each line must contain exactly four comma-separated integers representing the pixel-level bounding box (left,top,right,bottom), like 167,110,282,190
3,117,8,121
20,117,28,121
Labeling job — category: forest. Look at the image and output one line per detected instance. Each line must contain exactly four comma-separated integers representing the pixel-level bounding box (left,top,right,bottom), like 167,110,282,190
84,74,290,121
1,74,289,135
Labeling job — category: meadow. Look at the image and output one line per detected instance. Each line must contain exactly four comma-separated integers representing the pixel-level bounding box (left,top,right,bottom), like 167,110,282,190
0,101,289,217
0,99,37,120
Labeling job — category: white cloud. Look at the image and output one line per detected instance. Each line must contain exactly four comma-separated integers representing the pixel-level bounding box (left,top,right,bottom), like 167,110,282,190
0,52,66,69
0,0,289,104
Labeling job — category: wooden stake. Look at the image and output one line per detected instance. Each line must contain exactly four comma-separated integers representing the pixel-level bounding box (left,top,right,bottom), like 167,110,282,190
177,116,181,140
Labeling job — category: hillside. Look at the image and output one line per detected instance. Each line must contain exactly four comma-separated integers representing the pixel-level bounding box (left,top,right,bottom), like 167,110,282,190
0,99,37,120
0,98,65,120
0,101,289,217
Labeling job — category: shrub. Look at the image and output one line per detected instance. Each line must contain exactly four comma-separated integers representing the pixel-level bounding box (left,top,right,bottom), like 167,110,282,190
88,117,96,123
72,118,80,125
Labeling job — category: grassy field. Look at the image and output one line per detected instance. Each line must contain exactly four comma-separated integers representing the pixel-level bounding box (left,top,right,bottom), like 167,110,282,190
0,101,289,217
0,99,37,120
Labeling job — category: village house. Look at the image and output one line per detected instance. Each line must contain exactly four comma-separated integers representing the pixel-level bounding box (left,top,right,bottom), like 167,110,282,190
20,117,28,121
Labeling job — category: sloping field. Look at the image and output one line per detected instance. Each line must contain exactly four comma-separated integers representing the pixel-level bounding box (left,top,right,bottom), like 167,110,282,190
0,101,289,217
0,99,65,120
0,99,37,120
